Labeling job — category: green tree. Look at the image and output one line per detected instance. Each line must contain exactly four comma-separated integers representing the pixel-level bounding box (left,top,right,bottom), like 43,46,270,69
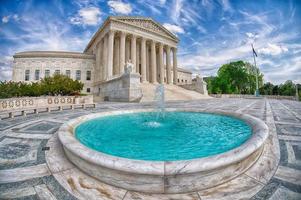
272,85,280,95
205,61,263,94
259,82,274,95
279,80,296,96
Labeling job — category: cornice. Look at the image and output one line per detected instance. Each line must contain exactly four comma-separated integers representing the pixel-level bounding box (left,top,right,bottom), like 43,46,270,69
14,51,95,59
111,20,178,44
177,67,192,74
84,16,179,53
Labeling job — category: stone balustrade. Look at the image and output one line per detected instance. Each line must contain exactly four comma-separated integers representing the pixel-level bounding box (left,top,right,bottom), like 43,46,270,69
0,95,95,119
210,94,297,100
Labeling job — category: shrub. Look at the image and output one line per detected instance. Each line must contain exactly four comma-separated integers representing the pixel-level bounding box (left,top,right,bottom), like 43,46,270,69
0,74,84,99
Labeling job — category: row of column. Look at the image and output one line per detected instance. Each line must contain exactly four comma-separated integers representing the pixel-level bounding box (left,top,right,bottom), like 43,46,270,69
96,30,178,84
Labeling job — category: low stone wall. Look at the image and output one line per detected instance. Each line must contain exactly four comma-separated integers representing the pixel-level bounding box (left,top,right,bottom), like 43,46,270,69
0,95,93,111
210,94,296,100
180,76,208,95
96,71,142,102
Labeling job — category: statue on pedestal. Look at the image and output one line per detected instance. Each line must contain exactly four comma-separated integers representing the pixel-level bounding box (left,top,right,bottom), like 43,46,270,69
125,60,134,74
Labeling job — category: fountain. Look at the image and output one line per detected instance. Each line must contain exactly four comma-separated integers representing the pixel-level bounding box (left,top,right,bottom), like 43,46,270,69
58,85,269,193
154,84,165,119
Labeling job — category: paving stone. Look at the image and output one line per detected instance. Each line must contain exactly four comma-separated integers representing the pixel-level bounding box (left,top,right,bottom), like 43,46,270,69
0,164,51,184
41,175,78,200
269,186,301,200
0,99,300,199
250,180,280,200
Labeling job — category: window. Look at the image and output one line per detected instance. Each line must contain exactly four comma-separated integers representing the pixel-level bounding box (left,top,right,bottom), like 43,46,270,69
86,88,91,93
76,70,81,80
86,71,91,81
55,70,60,75
25,70,30,81
35,70,40,80
66,70,71,78
178,78,180,83
185,80,187,83
181,79,184,82
45,69,50,78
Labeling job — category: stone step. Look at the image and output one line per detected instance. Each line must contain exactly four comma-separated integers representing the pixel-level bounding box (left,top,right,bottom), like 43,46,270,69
140,83,211,102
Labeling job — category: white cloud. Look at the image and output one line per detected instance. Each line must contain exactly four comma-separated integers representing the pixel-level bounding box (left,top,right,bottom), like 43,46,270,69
159,0,166,5
258,43,288,56
0,56,13,81
70,7,101,25
0,11,92,81
262,56,301,84
171,0,183,23
0,67,12,81
108,1,132,15
2,14,20,24
2,16,9,23
220,0,232,11
163,23,184,35
196,25,207,34
246,32,254,38
13,14,20,21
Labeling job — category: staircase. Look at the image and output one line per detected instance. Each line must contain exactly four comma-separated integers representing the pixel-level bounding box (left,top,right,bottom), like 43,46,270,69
140,83,211,102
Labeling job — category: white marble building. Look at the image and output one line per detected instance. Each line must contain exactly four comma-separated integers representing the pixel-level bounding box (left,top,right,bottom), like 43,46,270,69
12,16,193,95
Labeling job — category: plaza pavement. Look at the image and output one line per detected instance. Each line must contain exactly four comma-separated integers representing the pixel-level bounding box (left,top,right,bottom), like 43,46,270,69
0,98,300,200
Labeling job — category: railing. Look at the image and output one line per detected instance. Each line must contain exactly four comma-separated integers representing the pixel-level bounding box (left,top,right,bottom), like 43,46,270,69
0,95,95,119
0,96,76,111
209,94,297,100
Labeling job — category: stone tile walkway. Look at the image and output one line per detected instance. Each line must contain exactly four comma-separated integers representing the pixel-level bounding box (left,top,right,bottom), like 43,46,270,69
0,98,300,200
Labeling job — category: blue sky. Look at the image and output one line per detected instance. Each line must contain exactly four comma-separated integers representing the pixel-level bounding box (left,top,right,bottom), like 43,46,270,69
0,0,300,84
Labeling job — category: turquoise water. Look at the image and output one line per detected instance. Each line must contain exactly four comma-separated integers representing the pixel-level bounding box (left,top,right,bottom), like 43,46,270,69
75,112,252,161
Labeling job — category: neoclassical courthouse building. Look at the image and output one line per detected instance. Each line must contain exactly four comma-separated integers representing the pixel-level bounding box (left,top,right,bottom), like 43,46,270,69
12,16,197,100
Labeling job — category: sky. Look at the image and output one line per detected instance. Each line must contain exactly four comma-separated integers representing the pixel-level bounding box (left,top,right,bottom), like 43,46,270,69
0,0,300,84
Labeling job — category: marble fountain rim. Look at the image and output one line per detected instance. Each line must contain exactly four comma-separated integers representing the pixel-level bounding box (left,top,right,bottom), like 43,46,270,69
58,108,269,176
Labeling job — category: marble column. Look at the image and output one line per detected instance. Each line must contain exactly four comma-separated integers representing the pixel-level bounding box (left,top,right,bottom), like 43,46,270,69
107,30,115,79
166,46,172,84
156,49,159,82
173,48,178,85
151,40,157,83
131,35,137,72
95,42,101,82
113,37,120,75
159,43,164,84
119,32,126,74
136,42,140,73
125,39,130,62
141,38,147,82
146,44,149,81
102,36,108,81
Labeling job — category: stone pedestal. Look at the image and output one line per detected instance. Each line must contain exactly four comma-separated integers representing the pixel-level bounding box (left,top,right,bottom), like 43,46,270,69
96,64,142,102
195,76,208,95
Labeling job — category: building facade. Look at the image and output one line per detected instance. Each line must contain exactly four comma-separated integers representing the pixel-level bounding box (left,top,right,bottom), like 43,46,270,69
12,16,192,94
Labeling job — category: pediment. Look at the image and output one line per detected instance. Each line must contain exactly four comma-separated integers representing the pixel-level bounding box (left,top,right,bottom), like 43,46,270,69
112,17,178,41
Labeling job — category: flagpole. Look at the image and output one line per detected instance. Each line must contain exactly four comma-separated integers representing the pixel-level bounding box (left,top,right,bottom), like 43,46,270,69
296,82,299,101
252,44,259,97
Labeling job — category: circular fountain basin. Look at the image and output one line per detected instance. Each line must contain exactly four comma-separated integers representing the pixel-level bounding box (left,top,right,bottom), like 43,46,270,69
75,112,252,161
58,108,269,194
